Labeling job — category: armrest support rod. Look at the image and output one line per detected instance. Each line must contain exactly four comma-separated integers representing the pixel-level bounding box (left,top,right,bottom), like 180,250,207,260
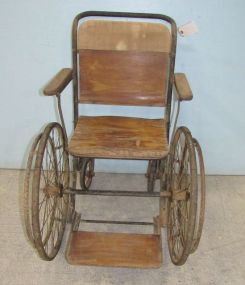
43,68,73,144
170,100,180,143
56,93,68,143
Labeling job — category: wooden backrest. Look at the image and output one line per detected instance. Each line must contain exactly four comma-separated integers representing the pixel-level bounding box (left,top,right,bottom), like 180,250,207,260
77,20,171,106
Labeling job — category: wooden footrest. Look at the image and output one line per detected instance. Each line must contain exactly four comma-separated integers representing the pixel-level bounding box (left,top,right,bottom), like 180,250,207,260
66,231,162,268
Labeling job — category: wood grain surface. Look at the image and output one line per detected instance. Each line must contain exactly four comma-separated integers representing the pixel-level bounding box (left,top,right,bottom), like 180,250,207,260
78,20,171,52
68,116,168,159
174,73,193,101
66,231,162,268
79,50,169,106
43,68,72,96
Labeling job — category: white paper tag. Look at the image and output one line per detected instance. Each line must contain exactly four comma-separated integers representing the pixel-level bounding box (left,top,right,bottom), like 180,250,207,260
178,21,199,37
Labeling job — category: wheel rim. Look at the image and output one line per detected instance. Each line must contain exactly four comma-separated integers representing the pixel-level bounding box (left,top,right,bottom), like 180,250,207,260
32,123,69,260
190,138,205,253
167,127,197,265
23,133,42,248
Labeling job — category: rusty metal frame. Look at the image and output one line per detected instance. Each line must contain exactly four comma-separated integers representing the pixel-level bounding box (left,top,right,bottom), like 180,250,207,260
70,10,177,192
68,11,177,203
69,11,177,223
66,188,161,197
72,11,177,137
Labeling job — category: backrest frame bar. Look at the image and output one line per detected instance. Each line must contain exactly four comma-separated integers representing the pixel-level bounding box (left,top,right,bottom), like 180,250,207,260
72,11,177,140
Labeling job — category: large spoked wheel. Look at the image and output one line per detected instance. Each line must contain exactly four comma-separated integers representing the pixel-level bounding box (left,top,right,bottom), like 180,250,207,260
190,138,205,253
32,123,69,260
23,133,42,248
79,158,94,190
167,127,197,265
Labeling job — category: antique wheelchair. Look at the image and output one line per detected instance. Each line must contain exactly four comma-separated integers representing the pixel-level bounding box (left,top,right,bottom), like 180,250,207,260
22,11,205,268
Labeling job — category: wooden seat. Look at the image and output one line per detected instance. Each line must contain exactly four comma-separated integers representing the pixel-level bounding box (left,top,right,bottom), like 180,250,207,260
66,231,162,268
68,116,168,159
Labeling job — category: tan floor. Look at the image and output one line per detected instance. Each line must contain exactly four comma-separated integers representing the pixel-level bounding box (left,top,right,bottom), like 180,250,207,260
0,169,244,285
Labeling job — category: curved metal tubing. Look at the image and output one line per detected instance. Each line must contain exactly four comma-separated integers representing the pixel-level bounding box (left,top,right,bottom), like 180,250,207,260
71,11,177,140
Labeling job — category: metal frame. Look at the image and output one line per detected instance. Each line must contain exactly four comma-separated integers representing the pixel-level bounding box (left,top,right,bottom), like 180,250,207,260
71,11,177,137
63,11,177,226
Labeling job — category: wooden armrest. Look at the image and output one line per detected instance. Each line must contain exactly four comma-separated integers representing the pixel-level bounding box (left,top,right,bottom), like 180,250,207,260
43,68,72,96
174,73,193,101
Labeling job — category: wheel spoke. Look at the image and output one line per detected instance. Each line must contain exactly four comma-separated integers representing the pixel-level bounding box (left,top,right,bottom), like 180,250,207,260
39,194,47,211
41,198,53,236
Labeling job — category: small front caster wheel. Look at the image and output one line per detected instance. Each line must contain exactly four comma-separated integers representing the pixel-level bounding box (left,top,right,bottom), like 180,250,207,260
79,158,95,190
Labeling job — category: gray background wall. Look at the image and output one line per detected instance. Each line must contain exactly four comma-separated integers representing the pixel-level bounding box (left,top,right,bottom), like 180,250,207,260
0,0,244,174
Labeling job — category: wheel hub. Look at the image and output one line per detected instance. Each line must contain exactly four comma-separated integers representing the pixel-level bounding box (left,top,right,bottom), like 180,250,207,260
43,184,60,197
172,190,187,201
